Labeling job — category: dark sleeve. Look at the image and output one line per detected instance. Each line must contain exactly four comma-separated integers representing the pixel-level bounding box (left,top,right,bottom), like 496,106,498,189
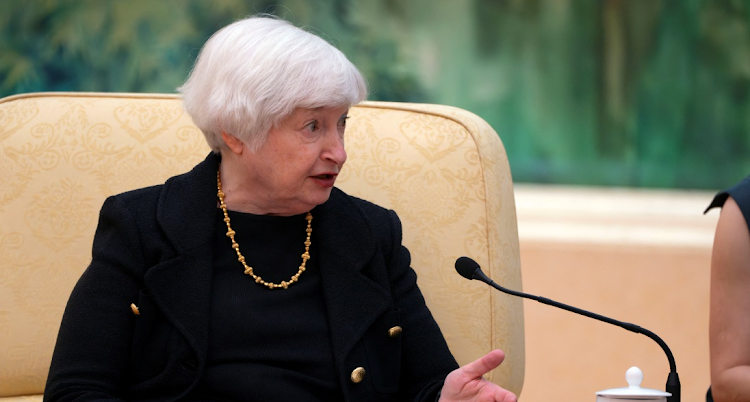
384,209,459,402
706,175,750,227
44,196,146,401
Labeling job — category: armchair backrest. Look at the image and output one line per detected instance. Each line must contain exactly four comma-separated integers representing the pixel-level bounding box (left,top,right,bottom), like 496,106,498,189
0,92,524,400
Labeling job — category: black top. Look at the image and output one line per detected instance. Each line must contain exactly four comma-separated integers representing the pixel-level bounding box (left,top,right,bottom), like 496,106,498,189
189,210,342,401
706,175,750,226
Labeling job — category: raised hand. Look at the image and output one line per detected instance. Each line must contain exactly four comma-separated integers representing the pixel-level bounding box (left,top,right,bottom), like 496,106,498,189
439,349,517,402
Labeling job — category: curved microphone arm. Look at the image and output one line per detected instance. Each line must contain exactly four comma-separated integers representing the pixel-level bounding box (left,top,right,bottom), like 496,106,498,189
477,269,676,372
455,256,680,402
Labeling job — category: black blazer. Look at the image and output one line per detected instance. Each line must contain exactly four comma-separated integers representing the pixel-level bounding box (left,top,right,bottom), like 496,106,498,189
44,153,459,402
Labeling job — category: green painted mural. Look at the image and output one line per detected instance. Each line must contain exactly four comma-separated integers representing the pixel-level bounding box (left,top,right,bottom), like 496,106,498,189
2,0,749,189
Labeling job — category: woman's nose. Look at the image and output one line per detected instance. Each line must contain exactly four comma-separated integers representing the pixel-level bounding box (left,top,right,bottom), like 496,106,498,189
323,129,347,166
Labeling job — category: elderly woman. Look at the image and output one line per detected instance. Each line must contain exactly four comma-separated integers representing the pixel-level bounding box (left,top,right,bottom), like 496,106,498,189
44,16,515,402
706,175,750,402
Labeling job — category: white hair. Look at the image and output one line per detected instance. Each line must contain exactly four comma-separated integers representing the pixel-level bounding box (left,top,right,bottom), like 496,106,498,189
178,16,368,152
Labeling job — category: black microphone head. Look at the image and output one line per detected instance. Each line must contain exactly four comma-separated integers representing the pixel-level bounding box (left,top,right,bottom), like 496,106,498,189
455,256,481,280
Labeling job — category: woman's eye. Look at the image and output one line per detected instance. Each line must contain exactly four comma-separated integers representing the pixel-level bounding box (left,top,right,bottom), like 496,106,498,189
338,115,349,128
306,121,319,132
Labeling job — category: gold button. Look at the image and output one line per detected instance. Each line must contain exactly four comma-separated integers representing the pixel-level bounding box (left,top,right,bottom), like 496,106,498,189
350,367,366,383
388,326,402,338
130,303,140,316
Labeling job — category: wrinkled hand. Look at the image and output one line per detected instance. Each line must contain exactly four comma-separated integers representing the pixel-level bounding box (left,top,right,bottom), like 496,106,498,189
439,350,517,402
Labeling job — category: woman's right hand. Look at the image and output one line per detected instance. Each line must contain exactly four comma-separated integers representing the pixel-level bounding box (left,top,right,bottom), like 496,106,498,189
438,349,517,402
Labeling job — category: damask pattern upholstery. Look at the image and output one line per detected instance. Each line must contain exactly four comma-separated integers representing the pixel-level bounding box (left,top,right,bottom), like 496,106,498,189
0,92,524,400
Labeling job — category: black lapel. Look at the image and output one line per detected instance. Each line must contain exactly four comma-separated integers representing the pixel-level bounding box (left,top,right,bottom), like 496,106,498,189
314,189,392,367
143,153,219,365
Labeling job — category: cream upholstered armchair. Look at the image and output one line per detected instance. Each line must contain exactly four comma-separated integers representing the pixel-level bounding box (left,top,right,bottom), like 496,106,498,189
0,92,525,401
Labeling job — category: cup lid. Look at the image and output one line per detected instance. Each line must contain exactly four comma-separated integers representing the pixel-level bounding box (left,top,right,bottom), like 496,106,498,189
596,367,671,399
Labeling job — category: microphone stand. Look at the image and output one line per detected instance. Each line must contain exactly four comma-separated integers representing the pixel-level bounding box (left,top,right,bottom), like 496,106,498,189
458,258,680,402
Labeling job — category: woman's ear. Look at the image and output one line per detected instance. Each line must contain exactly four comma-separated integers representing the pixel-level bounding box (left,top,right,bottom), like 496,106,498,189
221,132,245,155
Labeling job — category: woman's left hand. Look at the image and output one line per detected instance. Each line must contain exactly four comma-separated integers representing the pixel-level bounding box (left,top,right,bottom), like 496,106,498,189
438,349,517,402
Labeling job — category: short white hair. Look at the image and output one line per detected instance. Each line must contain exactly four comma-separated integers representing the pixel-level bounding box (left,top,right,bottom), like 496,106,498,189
178,16,368,152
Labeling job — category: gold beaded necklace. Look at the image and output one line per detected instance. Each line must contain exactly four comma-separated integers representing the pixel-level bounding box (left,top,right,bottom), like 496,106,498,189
216,169,312,290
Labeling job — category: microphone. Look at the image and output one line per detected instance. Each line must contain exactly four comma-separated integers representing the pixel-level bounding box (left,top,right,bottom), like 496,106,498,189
455,256,681,402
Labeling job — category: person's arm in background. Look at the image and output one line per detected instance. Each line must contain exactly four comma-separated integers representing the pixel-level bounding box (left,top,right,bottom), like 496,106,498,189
710,196,750,402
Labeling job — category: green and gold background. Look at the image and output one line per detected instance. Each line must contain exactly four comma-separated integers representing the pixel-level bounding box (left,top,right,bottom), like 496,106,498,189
2,0,749,189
